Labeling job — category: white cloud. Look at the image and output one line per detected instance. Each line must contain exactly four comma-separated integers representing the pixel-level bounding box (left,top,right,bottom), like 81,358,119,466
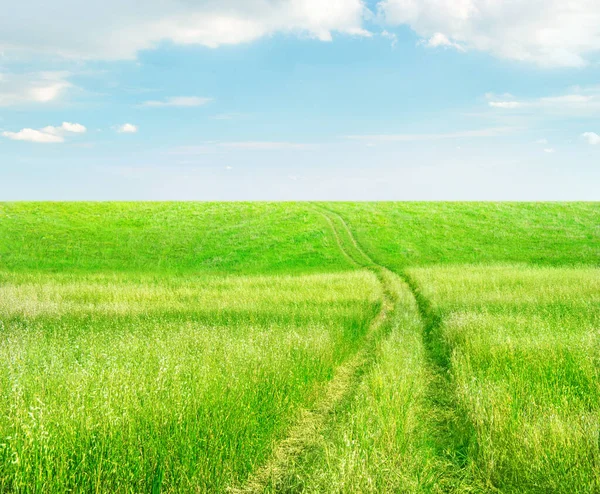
60,122,87,133
535,138,549,145
345,127,515,142
0,71,72,106
141,96,213,108
116,123,139,134
1,121,86,143
2,129,64,143
489,101,522,109
543,148,555,153
379,0,600,67
582,132,600,145
42,122,87,135
0,0,369,60
423,32,465,51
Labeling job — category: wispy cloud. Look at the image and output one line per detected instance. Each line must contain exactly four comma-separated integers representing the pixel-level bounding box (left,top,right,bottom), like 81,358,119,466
140,96,213,108
169,141,316,155
345,127,515,142
212,113,248,120
217,141,315,151
487,87,600,114
0,71,73,106
380,30,397,48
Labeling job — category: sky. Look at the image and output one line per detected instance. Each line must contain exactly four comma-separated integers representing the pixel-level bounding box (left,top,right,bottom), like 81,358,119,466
1,0,599,200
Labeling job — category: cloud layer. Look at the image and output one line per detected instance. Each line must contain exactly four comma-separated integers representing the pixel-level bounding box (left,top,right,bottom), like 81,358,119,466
379,0,600,67
3,1,599,67
1,0,368,60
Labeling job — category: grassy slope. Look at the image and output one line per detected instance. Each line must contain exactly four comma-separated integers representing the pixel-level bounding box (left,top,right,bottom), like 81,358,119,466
0,202,347,274
3,202,597,273
327,202,600,268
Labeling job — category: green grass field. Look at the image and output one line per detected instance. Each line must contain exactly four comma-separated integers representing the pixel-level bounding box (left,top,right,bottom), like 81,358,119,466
0,202,598,492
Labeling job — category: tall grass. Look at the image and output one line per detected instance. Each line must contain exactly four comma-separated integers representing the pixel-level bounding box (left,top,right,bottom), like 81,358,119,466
409,265,600,492
0,271,380,491
274,273,442,492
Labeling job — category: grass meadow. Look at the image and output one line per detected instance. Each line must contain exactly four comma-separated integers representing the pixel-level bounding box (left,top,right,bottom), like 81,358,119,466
0,270,380,492
408,266,600,492
0,202,598,492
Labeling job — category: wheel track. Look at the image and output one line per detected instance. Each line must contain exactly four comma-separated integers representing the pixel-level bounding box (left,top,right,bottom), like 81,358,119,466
323,205,473,488
228,207,404,493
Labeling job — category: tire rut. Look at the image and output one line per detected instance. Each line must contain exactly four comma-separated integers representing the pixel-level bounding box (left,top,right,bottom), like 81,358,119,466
324,205,473,488
228,207,401,493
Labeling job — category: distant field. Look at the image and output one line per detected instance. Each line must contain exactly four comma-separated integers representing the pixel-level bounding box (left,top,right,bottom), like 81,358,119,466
327,202,599,267
0,203,345,274
0,202,598,492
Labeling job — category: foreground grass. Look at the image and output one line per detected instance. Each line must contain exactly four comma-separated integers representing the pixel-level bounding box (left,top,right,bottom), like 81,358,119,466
0,271,380,491
274,272,440,492
409,265,600,492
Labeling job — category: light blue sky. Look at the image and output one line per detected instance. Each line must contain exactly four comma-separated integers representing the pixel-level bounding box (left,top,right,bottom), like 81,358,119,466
1,0,599,200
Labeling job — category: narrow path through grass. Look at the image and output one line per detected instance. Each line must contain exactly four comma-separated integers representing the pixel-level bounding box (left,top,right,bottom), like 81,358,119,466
229,209,403,493
400,272,473,489
321,206,469,490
